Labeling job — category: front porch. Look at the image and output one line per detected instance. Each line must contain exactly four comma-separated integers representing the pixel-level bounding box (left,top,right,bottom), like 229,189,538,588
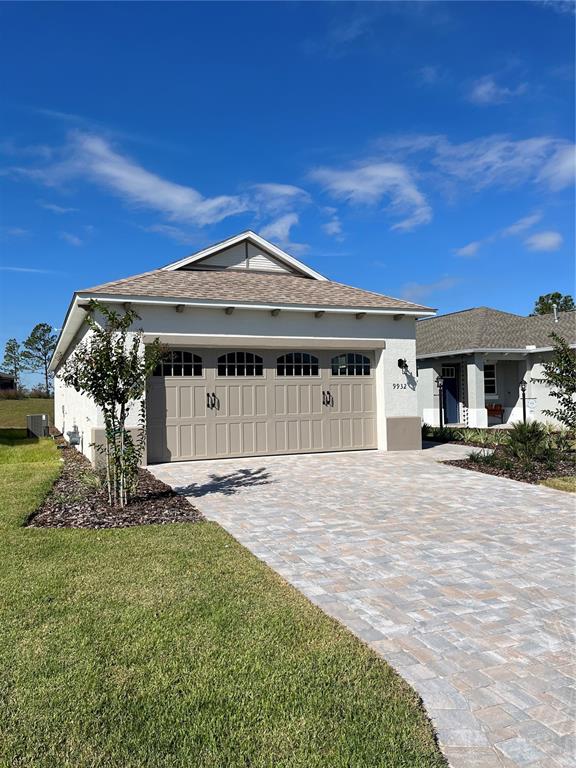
419,353,534,428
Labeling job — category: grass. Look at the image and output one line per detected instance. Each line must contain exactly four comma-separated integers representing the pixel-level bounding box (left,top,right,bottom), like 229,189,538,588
0,398,54,428
540,476,576,492
0,438,445,768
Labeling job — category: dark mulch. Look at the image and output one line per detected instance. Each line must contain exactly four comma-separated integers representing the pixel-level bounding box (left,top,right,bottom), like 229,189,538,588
445,454,576,485
28,443,204,529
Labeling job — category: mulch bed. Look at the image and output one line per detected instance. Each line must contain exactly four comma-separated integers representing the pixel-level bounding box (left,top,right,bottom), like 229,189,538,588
445,454,576,485
28,442,204,529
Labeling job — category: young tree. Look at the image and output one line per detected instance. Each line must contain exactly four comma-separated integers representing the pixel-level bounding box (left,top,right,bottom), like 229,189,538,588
532,332,576,431
60,300,162,507
22,323,57,396
532,292,575,316
1,338,23,392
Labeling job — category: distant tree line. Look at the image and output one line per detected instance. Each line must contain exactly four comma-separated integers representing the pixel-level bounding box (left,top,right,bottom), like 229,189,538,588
1,323,57,398
532,292,575,316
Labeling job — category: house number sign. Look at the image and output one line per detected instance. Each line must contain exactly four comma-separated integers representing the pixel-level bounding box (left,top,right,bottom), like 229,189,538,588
392,383,407,390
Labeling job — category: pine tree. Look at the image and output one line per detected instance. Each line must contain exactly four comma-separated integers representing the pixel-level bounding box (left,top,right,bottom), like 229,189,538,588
22,323,57,396
532,292,575,316
1,338,23,392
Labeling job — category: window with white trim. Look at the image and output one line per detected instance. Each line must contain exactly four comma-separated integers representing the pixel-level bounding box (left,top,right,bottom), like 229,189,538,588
153,351,202,377
217,352,264,377
331,353,371,376
276,352,319,377
484,363,497,396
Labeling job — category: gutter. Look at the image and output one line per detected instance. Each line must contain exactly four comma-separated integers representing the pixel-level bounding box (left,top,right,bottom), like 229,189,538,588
416,345,575,360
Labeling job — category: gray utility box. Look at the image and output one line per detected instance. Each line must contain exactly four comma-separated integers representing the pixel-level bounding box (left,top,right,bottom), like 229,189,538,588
27,413,49,438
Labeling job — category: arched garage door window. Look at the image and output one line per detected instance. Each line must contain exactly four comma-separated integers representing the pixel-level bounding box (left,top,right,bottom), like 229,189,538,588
276,352,319,376
217,352,264,377
331,353,371,376
153,351,203,377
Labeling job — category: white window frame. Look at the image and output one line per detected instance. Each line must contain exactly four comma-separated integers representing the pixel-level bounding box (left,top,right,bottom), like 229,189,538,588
484,363,498,399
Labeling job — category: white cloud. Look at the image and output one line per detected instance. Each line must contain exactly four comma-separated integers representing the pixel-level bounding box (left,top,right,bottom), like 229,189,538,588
322,218,343,238
260,213,299,242
401,276,460,302
38,200,77,214
250,183,311,214
454,241,482,257
502,212,542,236
30,132,249,226
416,65,446,86
467,76,528,105
2,227,30,237
524,231,563,251
310,162,432,231
538,144,576,190
60,231,83,246
0,266,55,273
143,223,194,244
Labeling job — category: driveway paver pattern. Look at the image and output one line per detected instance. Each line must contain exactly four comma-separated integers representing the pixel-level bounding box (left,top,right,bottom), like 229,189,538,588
150,445,575,768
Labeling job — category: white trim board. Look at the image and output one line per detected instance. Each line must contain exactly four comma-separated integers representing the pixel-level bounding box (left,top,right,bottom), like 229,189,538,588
161,231,328,281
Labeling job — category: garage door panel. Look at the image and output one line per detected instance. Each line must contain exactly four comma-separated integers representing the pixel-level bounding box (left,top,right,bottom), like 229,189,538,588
147,348,377,461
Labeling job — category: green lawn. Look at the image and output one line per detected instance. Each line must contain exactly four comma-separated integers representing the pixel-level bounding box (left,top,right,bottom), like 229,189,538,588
0,438,445,768
0,398,54,428
541,476,576,492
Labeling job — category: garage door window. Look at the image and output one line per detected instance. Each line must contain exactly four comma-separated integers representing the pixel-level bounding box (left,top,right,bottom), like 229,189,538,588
331,353,371,376
217,351,264,377
153,351,203,377
276,352,319,377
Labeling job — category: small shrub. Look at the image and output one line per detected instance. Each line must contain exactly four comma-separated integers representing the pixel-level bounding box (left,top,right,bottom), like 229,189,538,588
506,421,556,462
0,389,22,400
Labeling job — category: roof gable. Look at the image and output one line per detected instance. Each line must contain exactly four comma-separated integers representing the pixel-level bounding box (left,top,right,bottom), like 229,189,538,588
162,231,327,280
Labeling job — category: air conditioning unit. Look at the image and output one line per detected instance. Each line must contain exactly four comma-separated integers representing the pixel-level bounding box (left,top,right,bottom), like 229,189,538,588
27,413,49,438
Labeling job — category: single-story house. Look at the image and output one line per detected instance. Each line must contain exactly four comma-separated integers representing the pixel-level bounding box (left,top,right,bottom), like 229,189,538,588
416,306,575,427
0,373,16,391
50,231,434,463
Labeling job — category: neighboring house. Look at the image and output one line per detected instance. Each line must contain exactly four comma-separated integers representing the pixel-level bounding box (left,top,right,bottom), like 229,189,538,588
50,231,434,463
0,373,15,391
416,307,576,427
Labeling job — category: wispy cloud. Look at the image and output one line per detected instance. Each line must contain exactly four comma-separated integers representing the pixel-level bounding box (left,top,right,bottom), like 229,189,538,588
537,144,576,190
401,276,460,302
1,226,30,238
454,211,543,257
535,0,576,15
60,231,83,247
454,241,482,258
38,199,78,214
260,212,299,242
416,65,447,86
143,223,194,244
501,212,542,236
466,75,528,105
524,231,563,251
0,266,56,274
322,217,343,238
250,183,311,214
309,162,432,231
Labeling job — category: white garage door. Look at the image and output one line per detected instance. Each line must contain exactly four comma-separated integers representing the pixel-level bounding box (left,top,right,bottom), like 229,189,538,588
146,349,376,462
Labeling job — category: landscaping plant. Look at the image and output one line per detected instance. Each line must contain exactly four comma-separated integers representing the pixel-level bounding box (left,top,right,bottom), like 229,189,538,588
60,300,162,508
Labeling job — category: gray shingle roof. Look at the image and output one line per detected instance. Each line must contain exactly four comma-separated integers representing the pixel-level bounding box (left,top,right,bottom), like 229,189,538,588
417,307,576,356
81,268,432,312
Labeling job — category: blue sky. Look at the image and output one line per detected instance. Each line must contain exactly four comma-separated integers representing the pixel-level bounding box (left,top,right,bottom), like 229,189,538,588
1,1,574,382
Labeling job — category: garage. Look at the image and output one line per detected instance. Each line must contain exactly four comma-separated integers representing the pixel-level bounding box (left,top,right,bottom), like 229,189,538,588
146,349,376,462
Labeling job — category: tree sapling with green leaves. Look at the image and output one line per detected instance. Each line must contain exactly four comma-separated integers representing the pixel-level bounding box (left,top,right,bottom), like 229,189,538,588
59,300,163,507
532,332,576,432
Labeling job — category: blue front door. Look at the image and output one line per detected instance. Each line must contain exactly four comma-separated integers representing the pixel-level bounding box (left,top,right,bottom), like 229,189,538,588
443,368,460,424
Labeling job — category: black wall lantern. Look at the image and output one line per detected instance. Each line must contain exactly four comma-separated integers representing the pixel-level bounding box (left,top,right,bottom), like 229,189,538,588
397,358,409,372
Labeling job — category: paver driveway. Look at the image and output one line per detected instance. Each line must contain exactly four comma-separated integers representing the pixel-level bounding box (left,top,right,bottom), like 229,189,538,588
150,445,575,768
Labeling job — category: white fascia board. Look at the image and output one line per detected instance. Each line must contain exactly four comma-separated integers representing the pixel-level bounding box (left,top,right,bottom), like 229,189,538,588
77,292,436,318
416,345,573,360
160,230,328,281
142,333,387,350
49,295,86,372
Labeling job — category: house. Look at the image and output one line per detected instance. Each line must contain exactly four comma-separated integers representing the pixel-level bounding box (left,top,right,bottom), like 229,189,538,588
416,307,576,427
50,231,434,463
0,373,15,391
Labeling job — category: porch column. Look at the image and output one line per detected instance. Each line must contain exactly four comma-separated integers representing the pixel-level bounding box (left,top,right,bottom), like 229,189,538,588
466,353,487,427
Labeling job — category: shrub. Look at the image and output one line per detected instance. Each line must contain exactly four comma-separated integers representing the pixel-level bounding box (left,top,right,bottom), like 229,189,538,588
506,421,556,462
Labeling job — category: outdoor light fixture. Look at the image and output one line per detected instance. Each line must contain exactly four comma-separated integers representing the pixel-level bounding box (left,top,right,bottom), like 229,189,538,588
397,358,408,372
520,380,527,424
436,375,445,429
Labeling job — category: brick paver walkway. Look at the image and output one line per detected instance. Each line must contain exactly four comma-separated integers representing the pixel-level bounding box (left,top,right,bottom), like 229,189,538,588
150,445,575,768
